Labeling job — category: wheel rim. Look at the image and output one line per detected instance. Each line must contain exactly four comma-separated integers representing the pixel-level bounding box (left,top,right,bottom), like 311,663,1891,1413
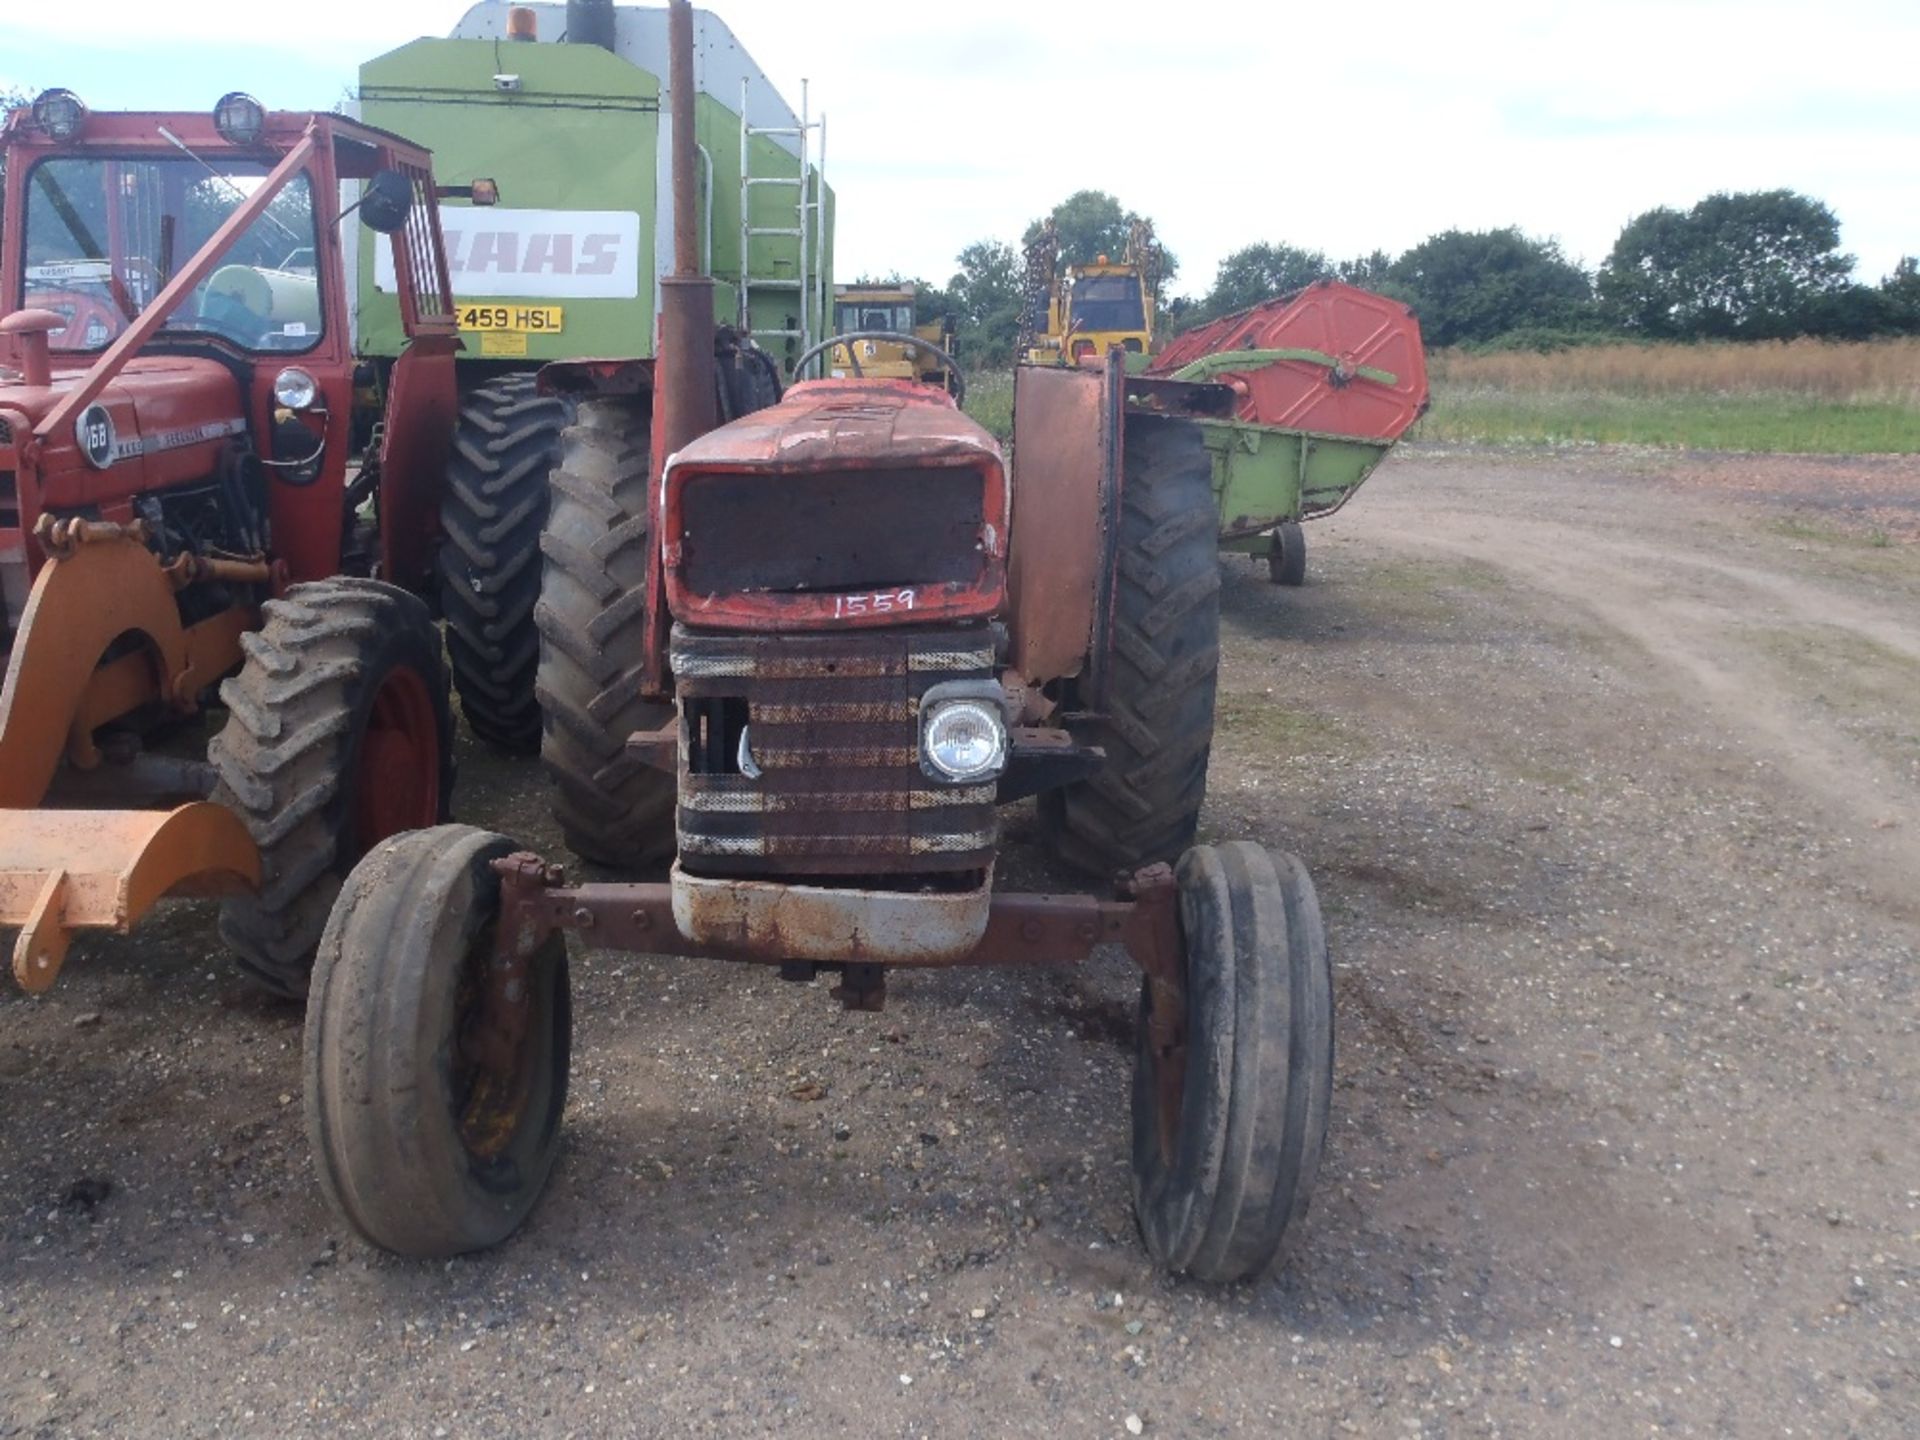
454,924,542,1164
353,665,441,853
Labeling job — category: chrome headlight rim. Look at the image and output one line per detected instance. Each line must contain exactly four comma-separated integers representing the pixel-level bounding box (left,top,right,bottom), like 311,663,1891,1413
918,680,1009,784
273,367,319,410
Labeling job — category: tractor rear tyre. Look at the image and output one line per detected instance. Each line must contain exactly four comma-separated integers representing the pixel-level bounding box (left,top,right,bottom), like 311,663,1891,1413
305,824,570,1257
437,372,574,754
1268,521,1306,587
211,579,453,999
533,398,677,868
1039,414,1221,875
1132,842,1333,1283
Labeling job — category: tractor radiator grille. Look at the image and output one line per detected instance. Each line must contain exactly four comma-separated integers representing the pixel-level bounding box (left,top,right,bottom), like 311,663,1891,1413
670,623,998,878
677,466,987,600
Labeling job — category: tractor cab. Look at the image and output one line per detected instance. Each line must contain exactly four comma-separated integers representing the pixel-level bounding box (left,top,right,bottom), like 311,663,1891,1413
0,91,465,632
0,92,467,994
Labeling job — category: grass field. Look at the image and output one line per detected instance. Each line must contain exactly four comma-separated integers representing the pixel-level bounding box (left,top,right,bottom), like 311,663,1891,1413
1419,338,1920,453
964,339,1920,454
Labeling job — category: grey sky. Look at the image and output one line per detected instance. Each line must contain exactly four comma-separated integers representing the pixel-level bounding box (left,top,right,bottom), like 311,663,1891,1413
5,1,1914,296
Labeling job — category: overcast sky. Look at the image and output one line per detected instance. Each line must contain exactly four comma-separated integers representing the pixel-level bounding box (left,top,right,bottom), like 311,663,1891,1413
4,1,1914,297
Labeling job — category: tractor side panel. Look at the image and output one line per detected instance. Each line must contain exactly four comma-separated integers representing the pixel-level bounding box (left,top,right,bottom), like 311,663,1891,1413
1005,357,1122,692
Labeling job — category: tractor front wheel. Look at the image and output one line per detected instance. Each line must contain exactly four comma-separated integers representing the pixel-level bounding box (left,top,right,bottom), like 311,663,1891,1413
533,398,677,868
211,578,453,999
1131,841,1333,1283
305,825,570,1257
438,372,573,753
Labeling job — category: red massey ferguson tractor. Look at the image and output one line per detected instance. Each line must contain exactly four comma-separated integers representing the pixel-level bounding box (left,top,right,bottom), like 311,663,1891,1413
0,94,485,997
303,3,1336,1284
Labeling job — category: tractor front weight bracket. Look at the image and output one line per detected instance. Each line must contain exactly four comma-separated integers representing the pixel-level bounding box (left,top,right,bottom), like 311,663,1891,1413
487,856,1190,1023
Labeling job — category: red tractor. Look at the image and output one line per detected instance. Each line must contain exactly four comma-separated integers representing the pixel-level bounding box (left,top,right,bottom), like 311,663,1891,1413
0,93,478,996
302,3,1336,1284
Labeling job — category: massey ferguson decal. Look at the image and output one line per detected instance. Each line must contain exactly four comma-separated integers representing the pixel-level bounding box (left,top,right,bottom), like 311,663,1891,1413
374,208,643,301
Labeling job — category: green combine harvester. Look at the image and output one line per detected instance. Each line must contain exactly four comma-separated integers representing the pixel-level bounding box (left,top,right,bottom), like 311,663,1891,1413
352,0,832,750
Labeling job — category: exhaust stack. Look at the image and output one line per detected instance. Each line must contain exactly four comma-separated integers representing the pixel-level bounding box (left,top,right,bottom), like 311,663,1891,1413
654,0,717,465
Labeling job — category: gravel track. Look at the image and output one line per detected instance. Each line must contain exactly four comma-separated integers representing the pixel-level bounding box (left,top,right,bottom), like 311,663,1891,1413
2,445,1914,1438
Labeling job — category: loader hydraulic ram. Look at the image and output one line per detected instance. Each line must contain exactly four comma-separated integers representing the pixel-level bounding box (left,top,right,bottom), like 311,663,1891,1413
300,2,1334,1286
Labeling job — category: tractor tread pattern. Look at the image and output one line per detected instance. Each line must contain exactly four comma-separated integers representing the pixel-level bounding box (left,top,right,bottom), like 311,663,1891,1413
533,398,677,868
438,372,573,754
210,578,451,999
1042,416,1221,875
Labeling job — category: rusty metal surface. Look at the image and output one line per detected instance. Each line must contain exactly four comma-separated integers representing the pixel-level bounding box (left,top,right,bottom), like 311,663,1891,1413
1,802,260,992
488,854,1186,979
662,379,1006,632
0,535,248,806
671,865,992,962
1005,358,1120,689
671,624,998,876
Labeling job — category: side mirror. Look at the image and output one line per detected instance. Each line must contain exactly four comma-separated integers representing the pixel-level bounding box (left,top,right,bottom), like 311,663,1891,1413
359,169,414,235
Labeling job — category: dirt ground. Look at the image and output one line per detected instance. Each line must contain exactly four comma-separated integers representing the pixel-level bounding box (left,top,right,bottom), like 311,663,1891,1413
3,444,1916,1438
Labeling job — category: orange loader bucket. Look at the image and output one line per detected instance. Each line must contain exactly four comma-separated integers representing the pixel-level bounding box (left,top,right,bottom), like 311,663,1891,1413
0,804,259,992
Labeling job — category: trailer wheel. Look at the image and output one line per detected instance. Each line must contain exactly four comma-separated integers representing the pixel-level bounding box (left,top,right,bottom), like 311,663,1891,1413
305,825,570,1257
437,372,574,754
1039,414,1220,874
1132,842,1332,1283
533,398,677,868
212,578,454,999
1268,521,1306,587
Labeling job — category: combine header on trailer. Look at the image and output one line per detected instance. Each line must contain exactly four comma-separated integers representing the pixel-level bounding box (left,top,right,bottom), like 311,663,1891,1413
1147,279,1429,584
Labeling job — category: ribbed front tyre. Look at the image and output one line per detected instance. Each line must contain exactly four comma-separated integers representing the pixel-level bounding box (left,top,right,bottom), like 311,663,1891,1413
1132,842,1333,1283
305,825,570,1257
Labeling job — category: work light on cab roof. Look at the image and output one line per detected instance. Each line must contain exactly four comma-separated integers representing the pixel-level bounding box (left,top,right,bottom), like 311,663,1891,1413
213,92,267,147
30,89,88,140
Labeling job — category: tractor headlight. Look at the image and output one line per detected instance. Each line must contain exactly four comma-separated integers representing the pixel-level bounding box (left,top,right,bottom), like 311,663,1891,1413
273,367,318,410
214,91,266,146
921,698,1006,783
31,89,88,140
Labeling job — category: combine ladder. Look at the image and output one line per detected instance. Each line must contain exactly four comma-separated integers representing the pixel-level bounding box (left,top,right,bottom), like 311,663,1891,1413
739,77,826,365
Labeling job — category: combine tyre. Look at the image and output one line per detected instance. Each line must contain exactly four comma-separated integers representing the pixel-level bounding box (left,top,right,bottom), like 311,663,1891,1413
1040,415,1221,875
211,579,453,998
437,373,574,753
533,399,678,868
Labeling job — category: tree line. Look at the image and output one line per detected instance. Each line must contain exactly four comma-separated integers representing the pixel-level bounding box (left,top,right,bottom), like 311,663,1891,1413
896,188,1920,363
